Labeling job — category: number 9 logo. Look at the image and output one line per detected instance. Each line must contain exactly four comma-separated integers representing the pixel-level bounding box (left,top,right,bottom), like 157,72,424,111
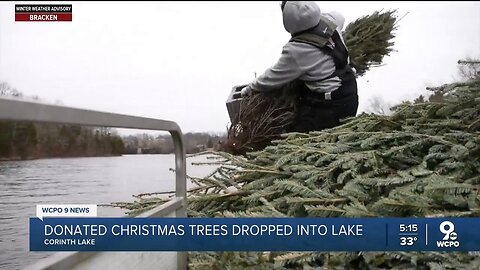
440,221,455,240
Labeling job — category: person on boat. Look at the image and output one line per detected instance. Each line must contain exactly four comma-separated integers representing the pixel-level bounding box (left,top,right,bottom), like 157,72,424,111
241,1,358,132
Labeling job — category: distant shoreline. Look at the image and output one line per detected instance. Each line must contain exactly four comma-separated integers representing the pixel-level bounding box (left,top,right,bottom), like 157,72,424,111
0,154,123,162
0,151,215,162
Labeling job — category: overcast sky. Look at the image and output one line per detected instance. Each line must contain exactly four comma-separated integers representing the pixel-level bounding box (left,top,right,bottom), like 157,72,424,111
1,1,479,134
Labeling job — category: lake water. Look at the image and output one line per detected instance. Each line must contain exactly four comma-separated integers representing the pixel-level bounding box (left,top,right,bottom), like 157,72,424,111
0,154,218,270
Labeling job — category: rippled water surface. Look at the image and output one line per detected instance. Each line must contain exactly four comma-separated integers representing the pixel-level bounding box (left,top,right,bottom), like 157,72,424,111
0,154,216,270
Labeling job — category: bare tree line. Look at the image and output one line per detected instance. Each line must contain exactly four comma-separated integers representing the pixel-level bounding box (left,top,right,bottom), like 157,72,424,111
122,132,226,155
0,82,125,160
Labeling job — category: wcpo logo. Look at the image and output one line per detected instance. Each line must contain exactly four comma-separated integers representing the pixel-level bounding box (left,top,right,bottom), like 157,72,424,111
15,4,72,22
436,221,460,248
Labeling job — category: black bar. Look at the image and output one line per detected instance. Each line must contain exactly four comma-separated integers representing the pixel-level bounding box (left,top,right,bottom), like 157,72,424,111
15,5,72,13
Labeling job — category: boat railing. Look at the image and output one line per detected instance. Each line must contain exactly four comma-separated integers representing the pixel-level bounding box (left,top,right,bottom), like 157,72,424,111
0,96,187,270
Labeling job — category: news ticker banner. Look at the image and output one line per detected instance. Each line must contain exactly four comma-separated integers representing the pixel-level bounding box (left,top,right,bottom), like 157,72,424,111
30,216,480,252
15,4,72,22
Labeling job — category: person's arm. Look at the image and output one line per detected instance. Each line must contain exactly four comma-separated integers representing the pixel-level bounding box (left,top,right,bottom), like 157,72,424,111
245,44,304,94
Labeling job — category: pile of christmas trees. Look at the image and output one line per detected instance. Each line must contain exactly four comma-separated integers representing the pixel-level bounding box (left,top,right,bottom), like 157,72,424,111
109,74,480,269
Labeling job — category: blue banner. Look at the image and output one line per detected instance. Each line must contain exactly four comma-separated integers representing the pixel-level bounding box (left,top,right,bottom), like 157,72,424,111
30,217,480,252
